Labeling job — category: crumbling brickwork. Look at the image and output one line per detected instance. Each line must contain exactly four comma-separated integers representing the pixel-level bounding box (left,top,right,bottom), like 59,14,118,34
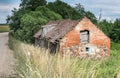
34,17,110,58
60,17,110,58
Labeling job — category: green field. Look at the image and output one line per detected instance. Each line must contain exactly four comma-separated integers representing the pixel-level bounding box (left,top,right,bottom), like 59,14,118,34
0,24,10,32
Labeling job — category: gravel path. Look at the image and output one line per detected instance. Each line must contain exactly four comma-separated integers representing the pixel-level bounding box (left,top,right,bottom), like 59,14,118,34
0,32,16,78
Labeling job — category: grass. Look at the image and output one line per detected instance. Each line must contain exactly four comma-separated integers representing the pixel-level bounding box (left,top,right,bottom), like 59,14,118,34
9,36,120,78
0,24,10,32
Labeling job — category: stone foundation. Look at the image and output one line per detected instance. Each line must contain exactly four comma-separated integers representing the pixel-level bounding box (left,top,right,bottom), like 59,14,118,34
62,44,109,59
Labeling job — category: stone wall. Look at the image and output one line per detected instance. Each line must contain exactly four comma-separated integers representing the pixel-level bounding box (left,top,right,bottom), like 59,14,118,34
62,44,109,59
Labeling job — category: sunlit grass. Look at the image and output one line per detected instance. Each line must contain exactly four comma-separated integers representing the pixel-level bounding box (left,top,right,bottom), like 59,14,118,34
9,36,120,78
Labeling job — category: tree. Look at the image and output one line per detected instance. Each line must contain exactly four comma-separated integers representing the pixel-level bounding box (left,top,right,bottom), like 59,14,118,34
98,19,113,36
47,0,83,20
85,11,97,24
7,0,47,32
110,18,120,43
74,3,97,24
75,3,85,16
20,0,47,11
7,0,62,43
7,8,29,32
14,6,62,43
8,0,106,44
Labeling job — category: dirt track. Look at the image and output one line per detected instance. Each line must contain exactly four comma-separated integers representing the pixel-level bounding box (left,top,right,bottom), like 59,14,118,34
0,32,16,77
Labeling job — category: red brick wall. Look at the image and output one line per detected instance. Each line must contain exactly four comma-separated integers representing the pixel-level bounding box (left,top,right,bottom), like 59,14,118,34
61,28,80,47
60,17,110,56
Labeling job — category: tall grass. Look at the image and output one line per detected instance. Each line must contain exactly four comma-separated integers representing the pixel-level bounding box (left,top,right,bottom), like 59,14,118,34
9,36,120,78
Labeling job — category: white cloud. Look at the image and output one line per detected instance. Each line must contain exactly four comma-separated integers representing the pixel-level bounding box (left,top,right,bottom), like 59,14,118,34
0,3,19,23
87,4,120,14
92,0,120,3
80,0,120,20
0,17,7,23
0,3,19,11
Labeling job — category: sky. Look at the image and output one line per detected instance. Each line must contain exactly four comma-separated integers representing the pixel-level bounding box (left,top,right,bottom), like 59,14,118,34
0,0,120,23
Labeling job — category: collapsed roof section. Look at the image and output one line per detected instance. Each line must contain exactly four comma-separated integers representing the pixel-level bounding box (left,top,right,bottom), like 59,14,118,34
34,19,81,43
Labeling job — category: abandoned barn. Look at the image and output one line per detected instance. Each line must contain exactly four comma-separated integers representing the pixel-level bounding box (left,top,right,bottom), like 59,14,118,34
34,17,110,58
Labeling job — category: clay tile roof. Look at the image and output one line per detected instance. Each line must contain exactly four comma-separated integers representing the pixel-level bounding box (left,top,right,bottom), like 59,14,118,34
45,19,80,43
34,19,81,43
34,20,60,38
34,29,42,38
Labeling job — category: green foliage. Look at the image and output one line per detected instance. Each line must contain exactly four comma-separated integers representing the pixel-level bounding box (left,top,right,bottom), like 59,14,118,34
7,0,120,44
8,0,63,43
75,4,97,24
47,0,83,20
7,0,98,43
20,0,47,11
110,19,120,43
36,6,62,20
47,1,97,24
75,3,85,16
7,8,29,32
98,19,113,36
98,18,120,43
85,11,97,24
13,6,62,43
14,14,41,43
111,42,120,50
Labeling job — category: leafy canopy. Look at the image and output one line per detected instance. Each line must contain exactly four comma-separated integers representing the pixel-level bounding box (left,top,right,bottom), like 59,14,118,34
110,19,120,43
7,0,120,43
20,0,47,11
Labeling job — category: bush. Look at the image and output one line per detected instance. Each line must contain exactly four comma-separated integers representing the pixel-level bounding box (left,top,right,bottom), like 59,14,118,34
12,6,62,43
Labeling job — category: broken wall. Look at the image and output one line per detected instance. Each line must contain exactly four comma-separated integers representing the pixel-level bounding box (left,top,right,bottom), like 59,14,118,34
60,18,110,58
